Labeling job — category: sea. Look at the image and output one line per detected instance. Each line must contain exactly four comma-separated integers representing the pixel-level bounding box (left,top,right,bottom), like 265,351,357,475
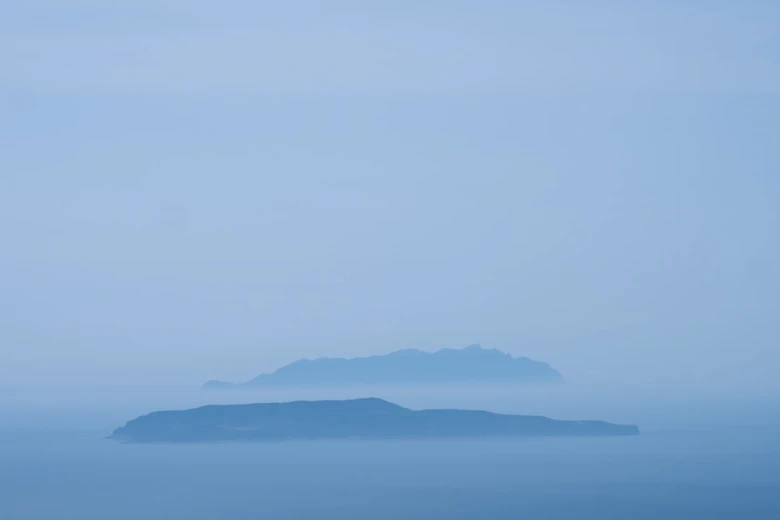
1,385,779,519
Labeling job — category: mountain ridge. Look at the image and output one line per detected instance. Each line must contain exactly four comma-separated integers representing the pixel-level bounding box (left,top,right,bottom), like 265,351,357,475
205,344,563,389
109,397,638,443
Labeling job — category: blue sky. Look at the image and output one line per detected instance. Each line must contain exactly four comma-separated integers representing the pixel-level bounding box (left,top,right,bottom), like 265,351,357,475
2,1,779,386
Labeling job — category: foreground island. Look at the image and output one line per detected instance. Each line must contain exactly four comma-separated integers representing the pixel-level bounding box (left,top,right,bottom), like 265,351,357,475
109,398,639,443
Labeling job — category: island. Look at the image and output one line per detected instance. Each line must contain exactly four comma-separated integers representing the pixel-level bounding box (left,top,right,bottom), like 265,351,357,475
109,398,639,443
204,344,563,389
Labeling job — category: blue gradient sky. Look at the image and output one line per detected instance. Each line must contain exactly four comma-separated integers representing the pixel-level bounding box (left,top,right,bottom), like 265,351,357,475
2,1,778,386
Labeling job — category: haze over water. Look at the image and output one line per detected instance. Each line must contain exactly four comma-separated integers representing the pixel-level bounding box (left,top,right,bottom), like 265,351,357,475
2,1,779,518
2,384,780,519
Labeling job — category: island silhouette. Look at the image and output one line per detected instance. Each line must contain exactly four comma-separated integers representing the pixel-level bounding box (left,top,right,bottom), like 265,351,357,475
110,398,638,443
205,344,563,388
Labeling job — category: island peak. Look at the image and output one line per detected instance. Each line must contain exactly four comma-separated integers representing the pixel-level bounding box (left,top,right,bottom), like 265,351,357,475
110,398,639,443
205,344,562,389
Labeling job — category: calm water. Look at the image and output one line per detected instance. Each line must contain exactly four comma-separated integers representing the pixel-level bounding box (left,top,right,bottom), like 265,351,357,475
2,428,779,519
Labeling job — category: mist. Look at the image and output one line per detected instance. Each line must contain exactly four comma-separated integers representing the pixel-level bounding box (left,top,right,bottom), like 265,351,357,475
2,1,779,391
2,2,780,519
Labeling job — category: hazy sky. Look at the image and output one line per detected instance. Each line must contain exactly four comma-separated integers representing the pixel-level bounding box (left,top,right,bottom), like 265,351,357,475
2,1,779,387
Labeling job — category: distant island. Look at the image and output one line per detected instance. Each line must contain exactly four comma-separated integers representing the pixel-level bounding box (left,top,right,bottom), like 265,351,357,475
109,398,638,443
205,344,562,389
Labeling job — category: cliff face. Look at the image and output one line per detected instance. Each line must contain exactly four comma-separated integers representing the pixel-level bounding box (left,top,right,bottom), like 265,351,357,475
110,398,639,443
205,345,563,388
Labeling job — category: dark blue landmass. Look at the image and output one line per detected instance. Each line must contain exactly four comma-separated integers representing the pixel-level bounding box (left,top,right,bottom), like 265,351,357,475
109,398,638,443
204,344,562,389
